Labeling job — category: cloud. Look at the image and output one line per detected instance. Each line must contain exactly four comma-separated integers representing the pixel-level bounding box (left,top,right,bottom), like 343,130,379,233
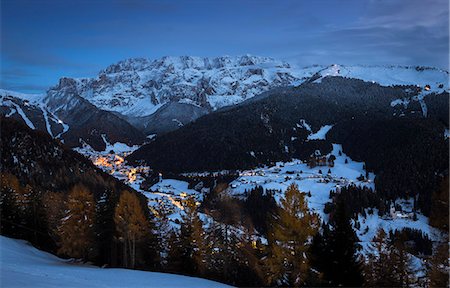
355,0,448,30
2,41,76,69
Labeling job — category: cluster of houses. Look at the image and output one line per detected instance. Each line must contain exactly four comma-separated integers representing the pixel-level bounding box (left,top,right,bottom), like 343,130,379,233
308,150,336,168
91,153,151,184
389,205,416,220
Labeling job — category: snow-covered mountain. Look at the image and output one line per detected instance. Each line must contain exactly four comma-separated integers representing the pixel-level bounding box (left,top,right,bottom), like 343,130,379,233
54,55,301,116
47,57,449,118
1,56,448,149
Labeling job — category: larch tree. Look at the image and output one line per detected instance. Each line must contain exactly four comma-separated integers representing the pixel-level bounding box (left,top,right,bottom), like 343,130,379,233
364,228,416,287
265,183,319,287
114,190,149,269
42,191,65,245
57,184,96,261
364,229,397,287
428,239,449,287
390,238,415,287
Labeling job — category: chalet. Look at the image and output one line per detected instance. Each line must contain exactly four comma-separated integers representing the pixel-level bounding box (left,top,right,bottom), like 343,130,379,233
389,206,415,220
308,150,335,168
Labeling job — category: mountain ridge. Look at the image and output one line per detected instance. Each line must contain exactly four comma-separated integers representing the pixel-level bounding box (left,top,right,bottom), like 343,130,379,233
1,56,448,150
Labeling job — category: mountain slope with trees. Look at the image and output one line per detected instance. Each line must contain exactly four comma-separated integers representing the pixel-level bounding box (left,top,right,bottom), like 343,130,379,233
0,117,157,269
128,77,449,215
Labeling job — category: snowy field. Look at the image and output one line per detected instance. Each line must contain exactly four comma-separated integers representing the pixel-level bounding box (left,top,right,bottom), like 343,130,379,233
228,144,443,245
0,236,230,288
229,144,374,221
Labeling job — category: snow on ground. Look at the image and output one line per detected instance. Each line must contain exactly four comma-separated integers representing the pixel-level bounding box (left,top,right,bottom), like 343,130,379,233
0,90,70,137
229,144,374,221
101,134,140,154
307,125,334,140
297,119,312,132
0,89,45,103
228,143,442,248
7,100,36,130
357,207,442,249
390,98,410,108
314,65,448,93
0,236,230,288
144,179,203,223
74,139,148,191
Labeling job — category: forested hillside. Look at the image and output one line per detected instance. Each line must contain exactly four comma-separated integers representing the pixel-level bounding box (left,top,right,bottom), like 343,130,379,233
129,77,449,215
0,117,158,269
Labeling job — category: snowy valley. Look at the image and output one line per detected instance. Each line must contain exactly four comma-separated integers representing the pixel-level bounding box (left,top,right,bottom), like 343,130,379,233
1,56,448,288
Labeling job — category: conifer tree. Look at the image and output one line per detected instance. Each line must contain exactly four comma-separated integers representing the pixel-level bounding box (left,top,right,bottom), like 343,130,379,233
178,196,207,276
365,228,416,287
309,222,332,285
57,184,96,261
95,190,119,266
166,229,183,273
0,173,24,237
365,229,397,286
153,198,175,268
325,197,363,286
390,238,415,287
265,183,319,287
114,190,149,268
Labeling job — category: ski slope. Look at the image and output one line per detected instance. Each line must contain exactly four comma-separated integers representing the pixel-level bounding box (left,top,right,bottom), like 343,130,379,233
0,236,230,288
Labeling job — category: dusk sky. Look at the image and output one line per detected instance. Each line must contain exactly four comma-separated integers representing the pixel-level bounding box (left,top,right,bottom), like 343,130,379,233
1,0,448,93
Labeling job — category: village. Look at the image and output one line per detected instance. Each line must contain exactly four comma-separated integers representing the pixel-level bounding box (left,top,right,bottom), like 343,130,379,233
74,140,152,189
77,140,419,229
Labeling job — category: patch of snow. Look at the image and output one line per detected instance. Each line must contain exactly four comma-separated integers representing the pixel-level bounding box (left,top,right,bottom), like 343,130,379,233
297,119,312,132
5,107,16,117
172,118,184,127
40,106,54,137
0,89,45,103
101,134,139,153
390,98,410,108
8,100,36,130
307,125,333,140
178,98,201,108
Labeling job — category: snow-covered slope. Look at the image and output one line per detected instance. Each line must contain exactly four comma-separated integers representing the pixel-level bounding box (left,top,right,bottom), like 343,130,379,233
0,89,68,138
312,64,448,93
227,144,443,246
0,236,230,288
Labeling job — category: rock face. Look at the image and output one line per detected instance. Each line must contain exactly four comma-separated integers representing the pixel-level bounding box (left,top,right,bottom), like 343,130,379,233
126,102,209,135
44,79,146,150
48,55,303,117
